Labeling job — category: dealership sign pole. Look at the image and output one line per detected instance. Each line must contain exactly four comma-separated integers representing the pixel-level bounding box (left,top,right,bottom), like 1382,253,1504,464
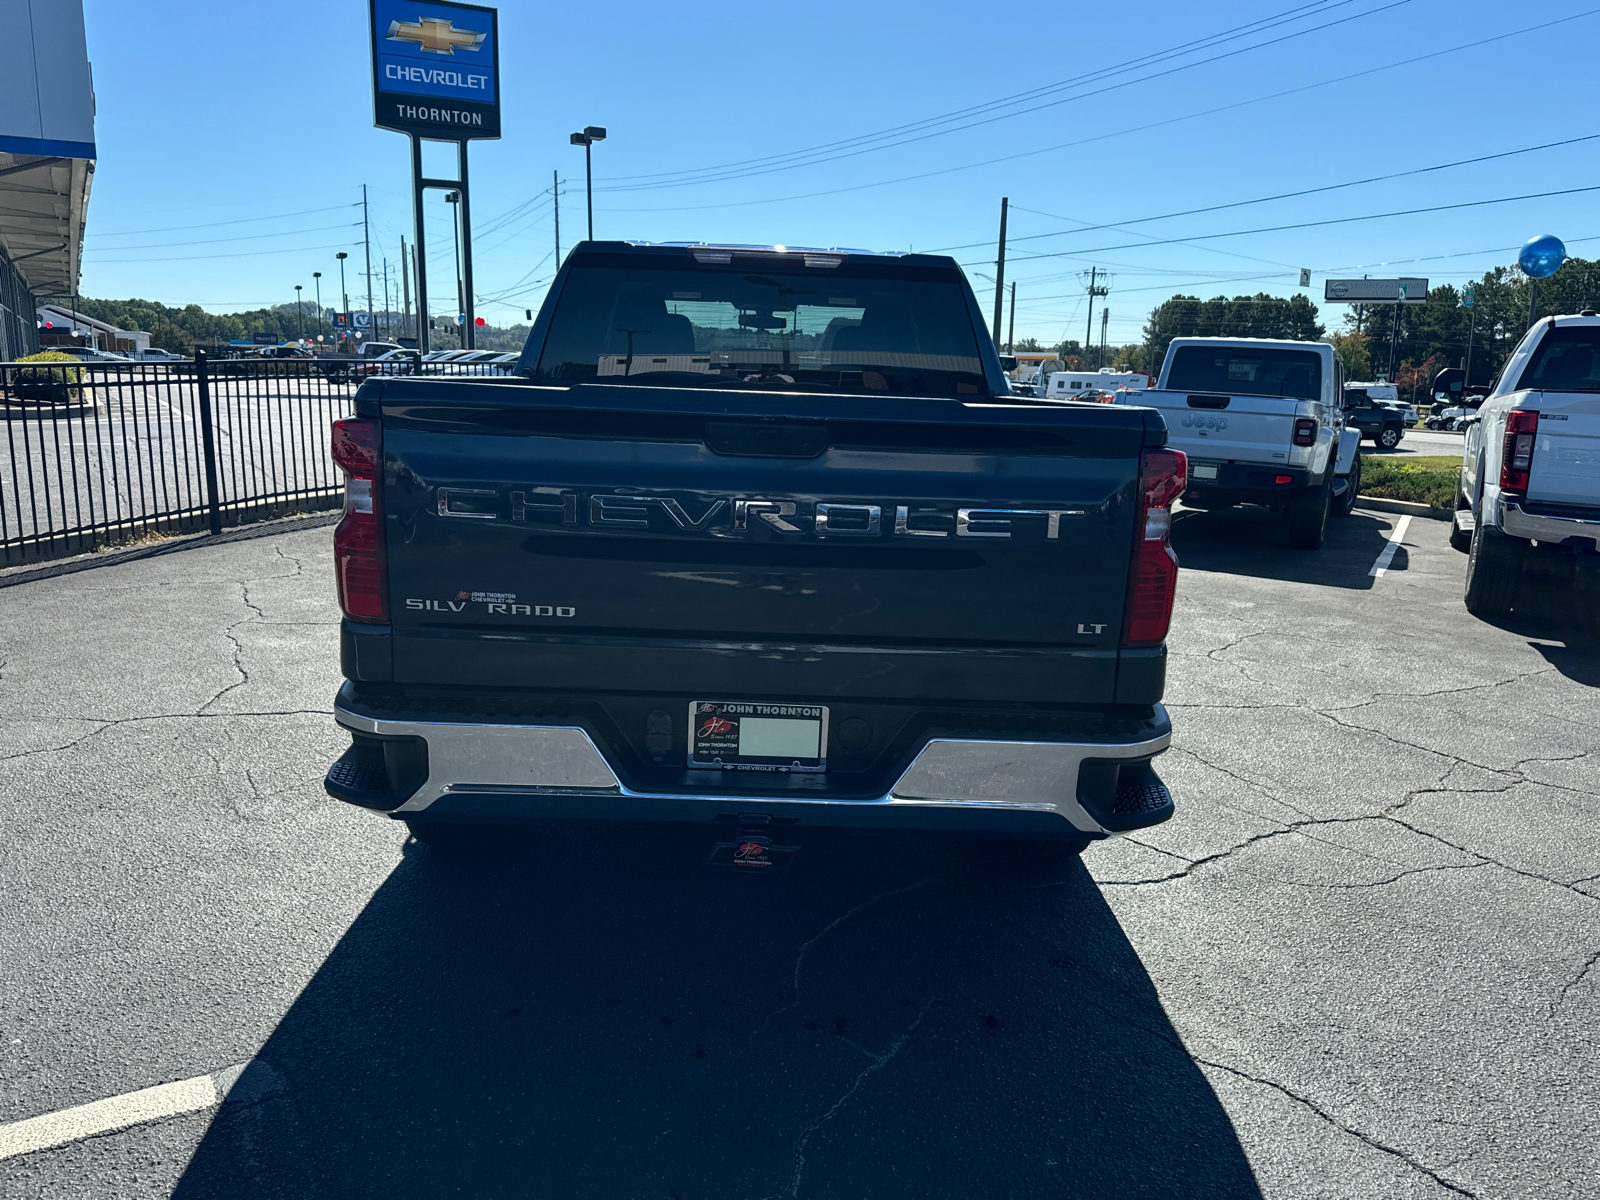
371,0,500,353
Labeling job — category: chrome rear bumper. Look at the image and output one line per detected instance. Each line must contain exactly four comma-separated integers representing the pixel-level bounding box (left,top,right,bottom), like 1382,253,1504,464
1500,500,1600,546
333,702,1172,837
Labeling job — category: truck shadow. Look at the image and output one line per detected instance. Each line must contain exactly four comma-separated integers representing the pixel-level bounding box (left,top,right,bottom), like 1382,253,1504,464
1172,505,1397,589
172,824,1263,1199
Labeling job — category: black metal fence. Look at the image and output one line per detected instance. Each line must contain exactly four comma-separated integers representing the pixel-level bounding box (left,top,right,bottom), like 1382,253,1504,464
0,351,516,565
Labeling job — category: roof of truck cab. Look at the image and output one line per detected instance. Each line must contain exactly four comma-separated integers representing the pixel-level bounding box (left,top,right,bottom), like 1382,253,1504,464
566,240,961,268
1164,337,1334,352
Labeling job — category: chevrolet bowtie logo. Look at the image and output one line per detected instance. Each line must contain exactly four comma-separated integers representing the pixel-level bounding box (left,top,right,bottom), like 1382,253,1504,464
386,16,486,54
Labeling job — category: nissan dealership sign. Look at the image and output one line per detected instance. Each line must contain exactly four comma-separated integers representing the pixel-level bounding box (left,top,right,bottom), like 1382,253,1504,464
1323,278,1428,305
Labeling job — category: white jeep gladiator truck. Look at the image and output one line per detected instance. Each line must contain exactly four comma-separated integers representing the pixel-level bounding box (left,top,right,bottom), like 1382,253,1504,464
1452,312,1600,615
1118,337,1361,548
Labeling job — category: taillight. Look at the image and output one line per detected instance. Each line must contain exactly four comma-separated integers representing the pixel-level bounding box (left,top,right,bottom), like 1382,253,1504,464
1293,418,1317,447
1500,409,1538,492
1122,448,1187,648
332,418,387,622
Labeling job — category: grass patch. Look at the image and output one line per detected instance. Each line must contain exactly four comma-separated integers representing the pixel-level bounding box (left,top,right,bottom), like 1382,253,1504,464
1359,454,1459,509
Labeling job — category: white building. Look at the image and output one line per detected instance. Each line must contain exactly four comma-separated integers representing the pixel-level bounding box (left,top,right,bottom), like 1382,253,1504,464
36,303,149,354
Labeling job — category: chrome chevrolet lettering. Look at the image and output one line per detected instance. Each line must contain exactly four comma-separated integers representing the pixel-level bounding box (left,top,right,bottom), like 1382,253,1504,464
734,500,801,533
453,487,1088,540
957,508,1086,538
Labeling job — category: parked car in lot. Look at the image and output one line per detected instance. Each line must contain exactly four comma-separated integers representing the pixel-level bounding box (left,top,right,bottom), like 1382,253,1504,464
57,346,128,362
128,347,188,363
323,240,1183,856
1343,388,1408,448
1121,337,1360,548
1451,312,1600,615
1427,405,1469,431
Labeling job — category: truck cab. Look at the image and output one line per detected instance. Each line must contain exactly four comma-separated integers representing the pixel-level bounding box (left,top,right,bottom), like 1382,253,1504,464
1121,337,1360,549
1452,313,1600,615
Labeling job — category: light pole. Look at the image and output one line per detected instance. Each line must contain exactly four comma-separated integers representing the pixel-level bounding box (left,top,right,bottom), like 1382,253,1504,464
336,251,349,317
568,126,606,241
445,191,464,340
294,285,303,342
312,272,323,342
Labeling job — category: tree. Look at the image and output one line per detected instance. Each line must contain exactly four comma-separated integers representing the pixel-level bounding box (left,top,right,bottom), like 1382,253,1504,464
1394,354,1441,404
150,320,194,355
1143,293,1324,369
1338,256,1600,389
1329,331,1370,382
1013,337,1043,352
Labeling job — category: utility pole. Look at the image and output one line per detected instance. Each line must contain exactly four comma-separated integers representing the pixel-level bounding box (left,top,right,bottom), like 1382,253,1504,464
1007,281,1016,354
362,184,375,341
401,237,412,341
1464,289,1477,387
1083,267,1108,368
382,258,391,339
1101,307,1109,365
1387,283,1405,381
990,196,1008,348
553,170,561,268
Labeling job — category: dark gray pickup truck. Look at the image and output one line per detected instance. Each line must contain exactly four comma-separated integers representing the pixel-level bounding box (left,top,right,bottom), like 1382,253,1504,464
323,241,1184,858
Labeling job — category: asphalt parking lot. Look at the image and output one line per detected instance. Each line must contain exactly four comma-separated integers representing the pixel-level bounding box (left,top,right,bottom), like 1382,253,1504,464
0,500,1595,1199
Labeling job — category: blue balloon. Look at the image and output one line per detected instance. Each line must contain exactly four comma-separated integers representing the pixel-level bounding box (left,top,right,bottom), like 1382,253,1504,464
1519,234,1566,279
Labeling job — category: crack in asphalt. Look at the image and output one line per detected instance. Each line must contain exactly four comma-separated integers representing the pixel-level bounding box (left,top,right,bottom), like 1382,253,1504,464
1099,775,1600,904
1320,666,1559,713
732,874,955,1198
1195,1056,1480,1198
0,711,334,763
759,1000,937,1200
735,873,953,1070
1552,947,1600,1015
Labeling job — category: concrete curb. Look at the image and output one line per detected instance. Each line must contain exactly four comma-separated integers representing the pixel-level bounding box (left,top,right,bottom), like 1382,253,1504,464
1357,496,1451,521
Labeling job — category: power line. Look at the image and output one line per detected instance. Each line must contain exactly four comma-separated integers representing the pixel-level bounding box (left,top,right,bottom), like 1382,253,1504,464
977,184,1600,267
597,0,1411,193
597,0,1360,187
90,241,359,265
86,203,360,238
84,222,362,253
930,133,1600,255
596,8,1600,215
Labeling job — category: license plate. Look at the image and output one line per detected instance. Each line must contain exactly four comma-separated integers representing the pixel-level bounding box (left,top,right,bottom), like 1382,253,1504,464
1192,463,1219,480
689,701,828,773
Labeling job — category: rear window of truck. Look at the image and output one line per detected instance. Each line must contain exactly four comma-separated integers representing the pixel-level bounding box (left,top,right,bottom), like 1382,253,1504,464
532,257,986,397
1166,347,1322,401
1515,327,1600,393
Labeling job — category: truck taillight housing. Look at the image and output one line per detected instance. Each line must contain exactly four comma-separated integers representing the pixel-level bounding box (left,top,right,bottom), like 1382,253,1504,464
332,418,387,622
1500,409,1538,492
1293,418,1318,447
1122,448,1187,649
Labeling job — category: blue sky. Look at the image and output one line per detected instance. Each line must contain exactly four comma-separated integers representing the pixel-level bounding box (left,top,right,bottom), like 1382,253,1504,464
79,0,1600,346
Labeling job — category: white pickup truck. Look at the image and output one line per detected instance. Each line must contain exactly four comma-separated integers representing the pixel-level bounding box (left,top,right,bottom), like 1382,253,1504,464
1121,337,1361,549
1452,312,1600,615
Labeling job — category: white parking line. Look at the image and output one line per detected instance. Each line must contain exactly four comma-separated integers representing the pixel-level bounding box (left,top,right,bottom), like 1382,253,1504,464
0,1060,265,1161
1368,515,1413,578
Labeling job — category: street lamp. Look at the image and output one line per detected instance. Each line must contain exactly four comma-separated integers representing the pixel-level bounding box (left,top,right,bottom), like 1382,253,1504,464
312,271,323,342
294,285,303,342
445,191,464,336
568,125,606,241
336,252,350,348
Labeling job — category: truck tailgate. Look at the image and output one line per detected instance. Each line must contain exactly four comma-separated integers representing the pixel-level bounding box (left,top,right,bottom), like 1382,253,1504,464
1527,391,1600,507
1126,389,1295,464
375,381,1157,705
